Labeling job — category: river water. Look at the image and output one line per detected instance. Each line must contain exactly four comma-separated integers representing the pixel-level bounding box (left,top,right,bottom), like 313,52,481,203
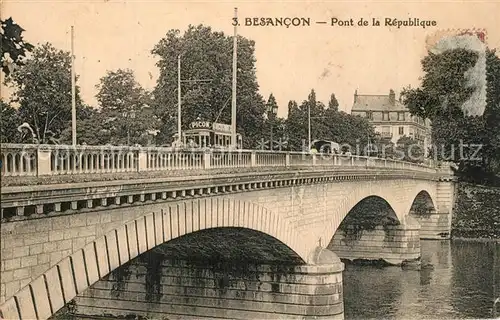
343,240,500,319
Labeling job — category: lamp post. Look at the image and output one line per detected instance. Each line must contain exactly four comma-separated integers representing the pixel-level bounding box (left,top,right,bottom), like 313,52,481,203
266,102,278,151
308,103,311,151
71,26,77,146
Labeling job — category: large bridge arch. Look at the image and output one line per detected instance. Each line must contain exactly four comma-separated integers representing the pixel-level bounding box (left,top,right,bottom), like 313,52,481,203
0,198,304,320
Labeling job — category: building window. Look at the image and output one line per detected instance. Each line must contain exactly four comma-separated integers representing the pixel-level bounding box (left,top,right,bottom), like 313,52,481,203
398,112,405,121
382,112,389,121
399,127,404,135
366,111,373,120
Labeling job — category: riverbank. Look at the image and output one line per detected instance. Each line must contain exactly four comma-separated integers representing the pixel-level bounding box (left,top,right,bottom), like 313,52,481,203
451,182,500,239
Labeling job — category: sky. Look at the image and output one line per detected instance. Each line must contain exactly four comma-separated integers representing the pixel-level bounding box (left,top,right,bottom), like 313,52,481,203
2,0,500,118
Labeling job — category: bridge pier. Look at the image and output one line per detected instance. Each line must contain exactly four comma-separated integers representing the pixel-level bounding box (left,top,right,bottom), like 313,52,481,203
68,249,345,320
328,215,421,265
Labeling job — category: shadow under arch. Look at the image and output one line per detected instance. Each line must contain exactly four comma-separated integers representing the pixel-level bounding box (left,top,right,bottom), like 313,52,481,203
327,195,420,266
409,190,437,217
335,195,401,236
151,227,305,265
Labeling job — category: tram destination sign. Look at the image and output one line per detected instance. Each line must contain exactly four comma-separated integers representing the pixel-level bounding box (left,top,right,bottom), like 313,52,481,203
190,121,232,133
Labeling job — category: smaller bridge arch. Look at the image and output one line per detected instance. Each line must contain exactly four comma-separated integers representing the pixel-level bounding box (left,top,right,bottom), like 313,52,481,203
408,190,438,216
0,198,304,320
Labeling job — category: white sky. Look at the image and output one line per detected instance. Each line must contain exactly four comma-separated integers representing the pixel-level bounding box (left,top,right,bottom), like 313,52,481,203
2,0,499,117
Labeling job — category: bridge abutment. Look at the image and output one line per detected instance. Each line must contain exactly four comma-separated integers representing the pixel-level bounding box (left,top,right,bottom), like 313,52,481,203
328,216,421,265
68,254,345,319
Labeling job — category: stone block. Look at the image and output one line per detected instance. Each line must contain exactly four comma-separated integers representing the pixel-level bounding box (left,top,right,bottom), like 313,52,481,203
105,231,120,271
177,202,187,236
49,230,64,242
5,281,20,298
20,255,37,268
145,213,155,249
34,218,52,232
23,232,49,246
51,216,70,230
72,237,87,251
29,244,43,255
69,215,87,228
15,285,36,320
126,221,139,260
50,251,64,265
86,213,101,226
44,267,65,314
30,276,52,320
31,263,50,279
13,268,30,281
3,258,21,271
0,297,19,320
57,257,77,303
135,218,148,254
42,241,58,253
82,243,100,285
70,249,88,294
94,238,109,278
154,211,163,246
115,225,129,265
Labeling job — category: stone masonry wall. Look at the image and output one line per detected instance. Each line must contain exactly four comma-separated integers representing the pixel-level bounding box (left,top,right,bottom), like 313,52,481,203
452,182,500,238
70,258,344,320
328,225,421,265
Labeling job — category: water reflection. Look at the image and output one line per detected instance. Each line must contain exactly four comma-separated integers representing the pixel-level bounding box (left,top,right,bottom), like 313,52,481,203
344,240,500,319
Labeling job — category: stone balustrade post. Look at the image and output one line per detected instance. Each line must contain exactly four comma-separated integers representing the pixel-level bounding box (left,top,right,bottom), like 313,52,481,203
137,149,148,172
285,153,290,167
203,152,211,170
36,147,52,176
250,152,256,167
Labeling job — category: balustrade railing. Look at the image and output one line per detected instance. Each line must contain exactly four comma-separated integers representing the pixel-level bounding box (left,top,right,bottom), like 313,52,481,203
0,143,443,178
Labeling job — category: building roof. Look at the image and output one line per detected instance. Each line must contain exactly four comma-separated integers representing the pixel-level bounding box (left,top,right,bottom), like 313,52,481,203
352,93,408,112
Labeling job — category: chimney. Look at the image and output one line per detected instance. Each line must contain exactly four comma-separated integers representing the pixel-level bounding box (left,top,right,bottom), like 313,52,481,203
389,89,395,105
354,89,358,103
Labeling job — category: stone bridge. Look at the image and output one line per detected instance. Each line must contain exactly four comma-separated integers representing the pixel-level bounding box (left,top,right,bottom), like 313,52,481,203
0,144,456,319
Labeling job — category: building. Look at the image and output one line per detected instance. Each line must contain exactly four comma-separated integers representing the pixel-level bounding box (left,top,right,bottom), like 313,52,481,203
351,89,432,152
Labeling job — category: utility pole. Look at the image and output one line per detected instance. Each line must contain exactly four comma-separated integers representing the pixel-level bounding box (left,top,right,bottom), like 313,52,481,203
231,7,238,149
177,54,182,145
71,26,76,146
308,103,311,151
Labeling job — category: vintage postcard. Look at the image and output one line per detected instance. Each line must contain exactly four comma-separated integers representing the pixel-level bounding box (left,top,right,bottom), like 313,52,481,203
1,1,500,319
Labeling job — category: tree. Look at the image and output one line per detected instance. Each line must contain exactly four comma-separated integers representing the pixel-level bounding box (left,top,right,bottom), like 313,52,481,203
328,93,339,112
482,49,500,172
1,17,33,76
6,43,85,143
1,100,22,143
400,49,483,165
95,69,160,145
151,25,266,148
401,49,479,121
395,136,424,163
285,89,374,152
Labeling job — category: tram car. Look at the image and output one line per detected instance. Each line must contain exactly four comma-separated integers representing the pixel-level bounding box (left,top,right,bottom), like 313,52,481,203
172,121,243,149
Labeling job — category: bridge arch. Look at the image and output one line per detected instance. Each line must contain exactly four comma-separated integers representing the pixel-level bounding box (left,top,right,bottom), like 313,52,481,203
408,190,437,216
0,198,303,320
336,195,401,232
310,182,437,263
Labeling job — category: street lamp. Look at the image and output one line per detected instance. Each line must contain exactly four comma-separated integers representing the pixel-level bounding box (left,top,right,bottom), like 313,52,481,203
266,103,278,150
